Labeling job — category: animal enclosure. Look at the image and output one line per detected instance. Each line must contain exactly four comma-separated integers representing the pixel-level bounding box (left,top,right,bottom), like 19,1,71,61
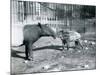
11,0,96,74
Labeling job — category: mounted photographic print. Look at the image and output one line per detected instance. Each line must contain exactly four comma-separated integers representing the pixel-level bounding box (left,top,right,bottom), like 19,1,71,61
11,0,96,74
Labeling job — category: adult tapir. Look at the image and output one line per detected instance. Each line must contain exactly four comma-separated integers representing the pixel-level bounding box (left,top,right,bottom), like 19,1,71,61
15,23,56,61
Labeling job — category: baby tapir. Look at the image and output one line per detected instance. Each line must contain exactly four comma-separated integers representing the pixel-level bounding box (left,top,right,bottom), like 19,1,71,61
59,30,83,50
20,23,56,61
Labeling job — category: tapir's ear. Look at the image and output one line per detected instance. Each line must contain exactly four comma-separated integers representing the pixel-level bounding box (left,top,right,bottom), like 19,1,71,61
37,22,42,28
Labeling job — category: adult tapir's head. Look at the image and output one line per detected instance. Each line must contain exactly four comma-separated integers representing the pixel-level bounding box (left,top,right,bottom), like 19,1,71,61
38,23,56,39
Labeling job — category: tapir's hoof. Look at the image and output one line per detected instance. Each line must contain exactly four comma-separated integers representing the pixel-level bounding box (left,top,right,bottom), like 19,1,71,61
25,57,33,61
29,59,34,61
28,58,34,61
23,60,28,63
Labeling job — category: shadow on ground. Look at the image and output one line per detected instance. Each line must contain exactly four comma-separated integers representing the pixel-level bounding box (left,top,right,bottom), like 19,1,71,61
33,45,63,51
11,45,63,59
11,49,25,59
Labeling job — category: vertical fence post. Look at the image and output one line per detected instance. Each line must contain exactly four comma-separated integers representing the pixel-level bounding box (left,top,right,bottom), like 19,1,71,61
84,6,85,34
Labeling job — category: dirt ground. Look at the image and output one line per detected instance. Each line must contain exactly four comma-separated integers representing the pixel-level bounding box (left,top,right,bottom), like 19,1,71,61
11,33,96,74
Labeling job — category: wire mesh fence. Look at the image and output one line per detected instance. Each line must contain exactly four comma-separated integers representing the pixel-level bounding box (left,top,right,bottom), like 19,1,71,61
11,0,96,34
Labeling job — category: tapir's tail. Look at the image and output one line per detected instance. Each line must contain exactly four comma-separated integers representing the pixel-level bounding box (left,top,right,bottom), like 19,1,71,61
11,43,24,47
12,40,25,47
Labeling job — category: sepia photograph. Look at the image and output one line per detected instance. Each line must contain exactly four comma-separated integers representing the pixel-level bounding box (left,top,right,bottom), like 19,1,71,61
11,0,96,74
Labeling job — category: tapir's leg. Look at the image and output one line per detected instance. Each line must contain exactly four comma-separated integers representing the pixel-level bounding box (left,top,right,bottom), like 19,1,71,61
75,39,83,49
25,44,28,60
28,43,33,60
66,41,69,50
62,39,69,50
78,40,83,49
25,42,33,60
62,39,65,50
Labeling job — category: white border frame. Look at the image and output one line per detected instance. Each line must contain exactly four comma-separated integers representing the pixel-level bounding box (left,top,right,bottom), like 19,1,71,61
0,0,98,75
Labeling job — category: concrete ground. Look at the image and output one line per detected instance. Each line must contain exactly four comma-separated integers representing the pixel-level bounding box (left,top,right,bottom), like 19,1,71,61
11,33,96,74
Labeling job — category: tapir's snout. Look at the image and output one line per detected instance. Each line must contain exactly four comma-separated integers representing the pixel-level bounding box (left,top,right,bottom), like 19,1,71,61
52,34,57,39
54,36,56,39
